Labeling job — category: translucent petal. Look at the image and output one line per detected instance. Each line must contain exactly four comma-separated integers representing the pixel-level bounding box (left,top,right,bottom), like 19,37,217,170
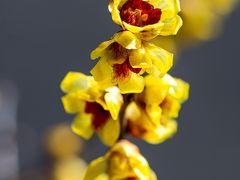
91,39,114,60
123,21,165,40
108,0,123,26
160,15,183,36
145,43,173,77
129,48,152,69
104,87,123,120
119,73,144,94
98,118,120,146
143,119,177,144
150,0,181,19
162,97,181,118
146,104,162,125
114,31,141,49
130,155,151,179
83,157,108,180
150,169,158,180
163,74,190,102
71,113,94,139
144,75,169,104
61,94,85,113
90,58,113,83
60,72,96,93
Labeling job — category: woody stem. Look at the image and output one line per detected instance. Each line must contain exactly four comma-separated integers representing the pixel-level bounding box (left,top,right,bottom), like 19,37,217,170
118,94,132,140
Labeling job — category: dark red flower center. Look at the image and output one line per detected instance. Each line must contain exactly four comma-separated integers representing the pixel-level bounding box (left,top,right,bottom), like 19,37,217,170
85,102,110,130
127,177,137,180
120,0,162,27
113,58,141,81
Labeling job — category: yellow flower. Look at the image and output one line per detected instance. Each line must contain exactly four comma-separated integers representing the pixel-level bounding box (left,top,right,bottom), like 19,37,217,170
60,72,123,146
83,140,157,180
45,123,84,160
91,31,173,94
176,0,238,45
208,0,238,15
108,0,183,40
150,35,177,55
177,0,220,43
125,74,189,144
149,0,238,52
53,157,87,180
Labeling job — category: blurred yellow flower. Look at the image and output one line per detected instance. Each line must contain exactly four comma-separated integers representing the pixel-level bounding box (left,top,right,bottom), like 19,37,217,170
45,123,83,160
208,0,238,15
53,157,87,180
125,74,189,144
152,0,238,50
91,31,173,94
177,0,238,45
178,0,220,43
83,140,157,180
61,72,123,146
109,0,182,40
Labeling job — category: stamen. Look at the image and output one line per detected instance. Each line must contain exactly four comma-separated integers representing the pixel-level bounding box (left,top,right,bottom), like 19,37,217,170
113,59,141,81
120,0,162,27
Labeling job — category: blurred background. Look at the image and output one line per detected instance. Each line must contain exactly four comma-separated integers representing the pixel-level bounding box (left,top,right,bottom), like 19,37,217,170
0,0,240,179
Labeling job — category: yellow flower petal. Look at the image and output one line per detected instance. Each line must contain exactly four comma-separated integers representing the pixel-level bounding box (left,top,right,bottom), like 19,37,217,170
61,94,85,113
145,43,173,77
90,57,113,83
60,72,96,93
108,0,123,26
160,15,183,36
129,47,152,69
104,87,123,120
150,36,177,55
163,74,190,102
91,39,114,60
174,79,190,102
118,73,144,94
83,157,108,180
143,118,177,144
94,174,109,180
150,0,181,20
161,97,181,118
150,169,158,180
71,113,94,140
144,75,169,105
123,21,165,40
98,118,120,146
129,155,151,179
146,104,162,125
113,31,141,49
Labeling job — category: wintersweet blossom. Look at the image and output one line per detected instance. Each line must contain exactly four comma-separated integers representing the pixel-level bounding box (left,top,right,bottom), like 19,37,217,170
109,0,182,40
91,31,173,94
208,0,238,15
125,74,189,144
177,0,238,44
60,72,123,146
83,140,157,180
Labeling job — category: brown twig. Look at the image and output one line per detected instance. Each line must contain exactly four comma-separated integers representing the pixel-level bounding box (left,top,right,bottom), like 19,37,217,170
118,94,132,140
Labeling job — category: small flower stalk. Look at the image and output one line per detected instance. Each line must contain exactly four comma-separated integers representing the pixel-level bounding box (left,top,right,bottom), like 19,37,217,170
60,0,190,179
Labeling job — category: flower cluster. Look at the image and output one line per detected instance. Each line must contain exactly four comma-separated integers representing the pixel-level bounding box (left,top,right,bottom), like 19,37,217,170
60,0,189,179
151,0,239,53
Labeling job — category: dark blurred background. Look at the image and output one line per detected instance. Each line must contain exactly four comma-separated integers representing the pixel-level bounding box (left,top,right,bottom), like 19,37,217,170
1,0,240,179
